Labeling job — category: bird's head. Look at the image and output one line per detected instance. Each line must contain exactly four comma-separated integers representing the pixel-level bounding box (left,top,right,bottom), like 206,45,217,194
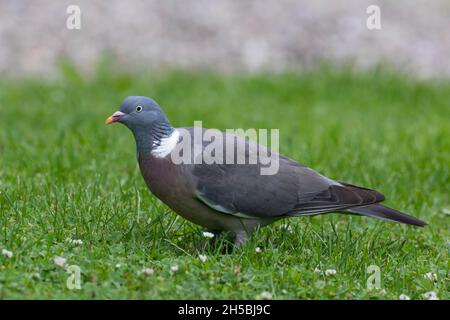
106,96,171,133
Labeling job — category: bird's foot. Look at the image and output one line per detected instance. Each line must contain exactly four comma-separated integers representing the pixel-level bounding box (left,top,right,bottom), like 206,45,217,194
233,231,249,247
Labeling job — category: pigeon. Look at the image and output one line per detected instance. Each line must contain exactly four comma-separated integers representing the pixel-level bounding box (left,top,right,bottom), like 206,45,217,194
106,96,426,245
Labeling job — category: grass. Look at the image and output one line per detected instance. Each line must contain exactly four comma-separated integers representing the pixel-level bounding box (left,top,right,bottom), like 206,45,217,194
0,64,448,299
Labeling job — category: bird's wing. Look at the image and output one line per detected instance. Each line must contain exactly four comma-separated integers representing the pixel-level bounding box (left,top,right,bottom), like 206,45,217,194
184,130,384,218
284,182,385,216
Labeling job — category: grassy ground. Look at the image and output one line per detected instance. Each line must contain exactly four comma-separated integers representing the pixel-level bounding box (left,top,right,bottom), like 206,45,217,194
0,65,448,299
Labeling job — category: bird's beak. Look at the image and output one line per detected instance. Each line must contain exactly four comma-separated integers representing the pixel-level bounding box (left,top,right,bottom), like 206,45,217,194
106,111,126,124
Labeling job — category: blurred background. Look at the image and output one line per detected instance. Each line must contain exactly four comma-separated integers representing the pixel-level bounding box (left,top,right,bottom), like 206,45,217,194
0,0,449,77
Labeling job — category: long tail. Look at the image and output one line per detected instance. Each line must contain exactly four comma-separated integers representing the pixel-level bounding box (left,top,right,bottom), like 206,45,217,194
346,204,427,227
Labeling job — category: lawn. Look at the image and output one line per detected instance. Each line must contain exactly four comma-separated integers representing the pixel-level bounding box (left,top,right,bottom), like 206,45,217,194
0,64,448,299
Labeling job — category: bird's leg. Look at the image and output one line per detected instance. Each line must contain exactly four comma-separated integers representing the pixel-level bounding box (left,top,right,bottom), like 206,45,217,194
233,219,253,247
233,231,249,246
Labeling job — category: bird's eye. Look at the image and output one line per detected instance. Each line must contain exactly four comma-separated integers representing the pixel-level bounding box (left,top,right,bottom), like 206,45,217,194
136,105,143,113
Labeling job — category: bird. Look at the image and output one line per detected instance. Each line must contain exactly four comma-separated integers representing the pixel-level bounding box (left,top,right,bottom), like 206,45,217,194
106,96,426,245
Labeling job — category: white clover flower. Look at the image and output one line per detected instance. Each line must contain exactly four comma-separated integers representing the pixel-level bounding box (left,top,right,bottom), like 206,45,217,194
202,231,215,239
314,268,322,273
115,263,122,268
424,272,437,281
67,238,83,245
2,249,13,258
259,291,273,300
399,294,411,300
325,269,337,276
140,268,154,276
255,247,262,253
198,254,208,262
171,264,179,273
53,256,66,267
422,291,439,300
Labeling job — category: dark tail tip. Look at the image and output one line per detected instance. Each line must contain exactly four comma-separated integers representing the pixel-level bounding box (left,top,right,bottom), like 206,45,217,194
406,217,427,227
348,204,427,227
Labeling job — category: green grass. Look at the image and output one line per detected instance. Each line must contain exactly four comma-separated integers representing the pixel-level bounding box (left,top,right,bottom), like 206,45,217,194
0,64,448,299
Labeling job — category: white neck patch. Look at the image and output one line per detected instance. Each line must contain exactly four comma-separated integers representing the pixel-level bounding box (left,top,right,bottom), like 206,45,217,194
151,129,180,158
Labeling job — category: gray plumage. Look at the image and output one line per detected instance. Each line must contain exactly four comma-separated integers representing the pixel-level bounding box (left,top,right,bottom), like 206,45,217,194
107,96,426,245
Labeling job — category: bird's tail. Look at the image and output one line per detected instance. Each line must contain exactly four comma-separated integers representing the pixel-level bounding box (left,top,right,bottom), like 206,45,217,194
346,204,427,227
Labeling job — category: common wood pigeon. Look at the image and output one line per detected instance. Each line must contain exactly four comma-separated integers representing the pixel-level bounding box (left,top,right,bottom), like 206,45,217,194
106,96,426,245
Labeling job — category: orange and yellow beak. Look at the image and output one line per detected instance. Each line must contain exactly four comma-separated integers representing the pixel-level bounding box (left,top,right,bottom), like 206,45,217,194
105,111,126,124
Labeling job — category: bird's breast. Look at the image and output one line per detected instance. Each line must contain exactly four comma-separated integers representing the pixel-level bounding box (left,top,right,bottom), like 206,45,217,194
138,155,186,201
